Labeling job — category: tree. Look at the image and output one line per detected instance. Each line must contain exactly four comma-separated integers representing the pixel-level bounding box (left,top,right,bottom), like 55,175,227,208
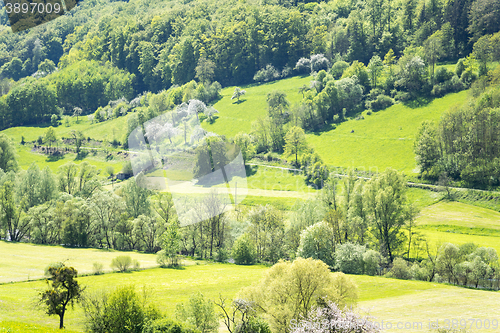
296,221,336,267
39,263,83,329
0,177,29,241
38,59,56,74
0,134,17,172
70,130,84,154
157,219,181,267
234,133,255,162
424,35,444,80
335,242,366,274
363,168,417,262
176,292,218,333
45,127,57,150
290,301,379,333
51,114,59,127
231,87,246,102
232,233,257,265
284,126,307,166
368,55,384,88
58,162,79,195
436,243,461,283
133,215,165,253
81,285,160,333
246,205,287,264
242,258,342,333
106,166,115,188
195,57,216,84
122,176,151,218
73,107,82,123
414,121,440,177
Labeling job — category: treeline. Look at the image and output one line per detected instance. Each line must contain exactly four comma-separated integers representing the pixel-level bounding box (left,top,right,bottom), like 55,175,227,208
2,0,500,94
415,57,500,187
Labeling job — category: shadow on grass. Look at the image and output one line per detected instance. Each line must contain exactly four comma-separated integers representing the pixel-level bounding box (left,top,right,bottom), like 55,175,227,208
232,99,246,104
45,154,65,162
245,164,258,177
309,123,337,136
74,151,89,161
403,96,433,109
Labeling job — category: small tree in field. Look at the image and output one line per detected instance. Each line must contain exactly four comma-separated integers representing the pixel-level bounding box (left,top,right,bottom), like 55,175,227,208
111,255,133,272
39,263,83,329
284,126,307,166
231,87,246,102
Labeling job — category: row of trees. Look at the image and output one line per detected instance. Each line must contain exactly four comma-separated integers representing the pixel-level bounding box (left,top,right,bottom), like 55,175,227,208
414,63,500,187
41,258,376,333
2,0,499,92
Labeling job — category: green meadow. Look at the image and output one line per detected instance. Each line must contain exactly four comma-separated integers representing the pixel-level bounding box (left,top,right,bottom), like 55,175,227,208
307,90,470,175
1,262,500,332
415,201,500,254
203,75,313,137
0,241,160,283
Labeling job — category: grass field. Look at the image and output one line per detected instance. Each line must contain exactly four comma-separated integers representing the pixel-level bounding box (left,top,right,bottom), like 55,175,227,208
415,201,500,254
307,90,470,175
0,241,160,284
1,263,500,332
203,75,313,137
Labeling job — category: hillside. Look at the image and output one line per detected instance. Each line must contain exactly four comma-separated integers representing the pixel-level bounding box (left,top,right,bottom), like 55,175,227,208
1,263,500,332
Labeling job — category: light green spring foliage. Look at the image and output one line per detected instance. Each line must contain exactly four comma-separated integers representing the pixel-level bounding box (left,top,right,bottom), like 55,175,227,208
232,233,257,265
0,133,18,172
296,221,335,267
176,292,218,333
241,257,357,333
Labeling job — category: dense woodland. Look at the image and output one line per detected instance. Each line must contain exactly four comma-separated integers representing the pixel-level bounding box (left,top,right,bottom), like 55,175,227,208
0,0,499,129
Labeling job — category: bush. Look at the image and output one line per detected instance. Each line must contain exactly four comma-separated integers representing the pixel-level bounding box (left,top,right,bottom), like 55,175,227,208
176,292,218,333
296,221,335,267
363,250,382,276
253,65,280,83
236,317,271,333
366,94,394,111
310,54,330,72
435,67,454,83
111,255,133,272
335,243,366,275
390,258,410,279
92,262,104,275
232,233,257,265
143,318,199,333
295,57,311,74
330,61,349,79
409,262,428,281
82,286,160,333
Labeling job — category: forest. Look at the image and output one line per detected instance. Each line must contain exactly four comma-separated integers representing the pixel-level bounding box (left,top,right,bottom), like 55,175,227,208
0,0,500,331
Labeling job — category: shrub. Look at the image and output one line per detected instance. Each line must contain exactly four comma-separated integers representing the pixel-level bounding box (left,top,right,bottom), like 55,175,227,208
81,286,160,333
435,67,454,83
92,262,104,275
330,61,349,79
335,243,366,275
455,58,466,77
232,234,257,265
133,259,140,270
295,57,311,74
409,262,428,281
363,250,382,275
142,318,199,333
368,94,394,111
390,258,410,279
296,221,335,267
176,292,218,333
310,54,330,72
111,255,133,272
253,65,280,83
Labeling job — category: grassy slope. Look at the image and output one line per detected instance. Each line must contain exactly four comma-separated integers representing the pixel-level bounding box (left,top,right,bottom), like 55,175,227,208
415,201,500,254
1,115,130,172
0,241,159,283
307,90,470,174
203,75,313,137
1,264,500,332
